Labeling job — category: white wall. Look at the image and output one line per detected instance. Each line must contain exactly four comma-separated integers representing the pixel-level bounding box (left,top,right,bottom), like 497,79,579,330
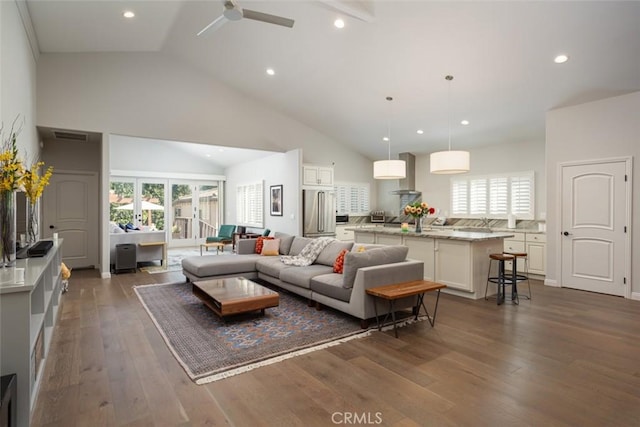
110,135,225,175
36,53,373,183
1,0,38,158
546,91,640,295
225,149,301,236
376,140,546,219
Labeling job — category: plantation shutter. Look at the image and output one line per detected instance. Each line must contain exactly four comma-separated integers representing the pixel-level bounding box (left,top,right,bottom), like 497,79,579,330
451,179,468,215
236,181,263,227
469,178,487,215
511,174,534,218
489,177,508,215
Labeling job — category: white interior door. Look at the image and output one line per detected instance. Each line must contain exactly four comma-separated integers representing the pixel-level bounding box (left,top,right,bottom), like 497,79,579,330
42,171,99,269
561,160,628,296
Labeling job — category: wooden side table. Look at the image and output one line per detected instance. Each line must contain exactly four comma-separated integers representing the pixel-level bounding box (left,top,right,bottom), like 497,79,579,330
366,280,446,338
138,241,167,269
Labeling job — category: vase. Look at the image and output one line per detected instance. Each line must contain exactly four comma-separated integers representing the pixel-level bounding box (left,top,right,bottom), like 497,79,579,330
414,216,422,233
0,191,17,267
26,198,39,244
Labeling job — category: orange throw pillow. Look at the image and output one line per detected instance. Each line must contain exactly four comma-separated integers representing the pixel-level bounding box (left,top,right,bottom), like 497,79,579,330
255,236,274,254
333,249,349,274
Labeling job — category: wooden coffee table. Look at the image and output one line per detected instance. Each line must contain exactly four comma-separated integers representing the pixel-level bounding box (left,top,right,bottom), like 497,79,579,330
192,277,279,321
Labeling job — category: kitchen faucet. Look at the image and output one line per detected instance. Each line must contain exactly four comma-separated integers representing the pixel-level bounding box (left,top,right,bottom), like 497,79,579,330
481,217,491,228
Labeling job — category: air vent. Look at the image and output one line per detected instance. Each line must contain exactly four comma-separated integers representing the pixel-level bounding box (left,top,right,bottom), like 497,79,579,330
53,130,88,142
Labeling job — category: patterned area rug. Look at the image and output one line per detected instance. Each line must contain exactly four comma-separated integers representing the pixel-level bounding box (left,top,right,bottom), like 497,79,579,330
135,281,376,384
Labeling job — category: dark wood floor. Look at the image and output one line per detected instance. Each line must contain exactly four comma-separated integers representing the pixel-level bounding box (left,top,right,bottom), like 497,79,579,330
32,269,640,426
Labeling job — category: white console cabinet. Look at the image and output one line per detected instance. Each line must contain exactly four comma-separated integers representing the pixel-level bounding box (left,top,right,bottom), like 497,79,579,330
1,240,63,427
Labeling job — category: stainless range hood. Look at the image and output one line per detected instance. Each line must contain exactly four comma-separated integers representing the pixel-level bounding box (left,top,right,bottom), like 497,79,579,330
391,152,421,195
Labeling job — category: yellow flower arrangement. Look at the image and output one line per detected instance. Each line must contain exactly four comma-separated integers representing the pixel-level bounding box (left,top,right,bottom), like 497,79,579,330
23,161,54,205
0,130,24,192
403,201,435,218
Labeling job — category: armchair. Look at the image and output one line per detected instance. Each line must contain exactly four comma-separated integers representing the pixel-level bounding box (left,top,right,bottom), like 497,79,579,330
206,224,236,245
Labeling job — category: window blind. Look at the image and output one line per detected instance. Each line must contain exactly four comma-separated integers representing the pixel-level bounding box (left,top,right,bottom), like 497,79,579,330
451,171,534,219
334,182,370,214
236,181,263,227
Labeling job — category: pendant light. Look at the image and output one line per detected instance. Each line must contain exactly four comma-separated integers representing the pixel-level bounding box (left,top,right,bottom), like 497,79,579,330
430,75,470,174
374,96,406,179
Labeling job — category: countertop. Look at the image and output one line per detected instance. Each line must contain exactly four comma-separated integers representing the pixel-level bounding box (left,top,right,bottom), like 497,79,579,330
346,226,515,242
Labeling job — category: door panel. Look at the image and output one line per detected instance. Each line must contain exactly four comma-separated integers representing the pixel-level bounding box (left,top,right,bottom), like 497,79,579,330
43,172,99,269
561,161,626,296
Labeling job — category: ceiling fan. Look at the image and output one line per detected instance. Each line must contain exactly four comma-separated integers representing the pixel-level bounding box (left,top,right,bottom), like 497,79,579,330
197,0,295,36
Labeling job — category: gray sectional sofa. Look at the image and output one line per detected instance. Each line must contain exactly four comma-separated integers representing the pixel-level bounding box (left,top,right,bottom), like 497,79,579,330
182,232,424,326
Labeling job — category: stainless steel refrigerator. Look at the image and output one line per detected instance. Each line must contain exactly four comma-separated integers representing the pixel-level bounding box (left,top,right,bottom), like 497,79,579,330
303,189,336,237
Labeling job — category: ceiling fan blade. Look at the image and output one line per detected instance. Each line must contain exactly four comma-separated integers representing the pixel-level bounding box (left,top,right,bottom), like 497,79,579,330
197,14,228,36
242,9,294,28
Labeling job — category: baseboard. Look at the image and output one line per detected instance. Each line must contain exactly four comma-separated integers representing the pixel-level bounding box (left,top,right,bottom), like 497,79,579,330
544,278,559,287
631,292,640,301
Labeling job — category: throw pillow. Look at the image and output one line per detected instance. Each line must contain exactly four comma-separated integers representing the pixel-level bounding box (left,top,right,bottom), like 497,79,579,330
356,245,367,253
333,249,348,274
255,236,274,254
261,239,281,256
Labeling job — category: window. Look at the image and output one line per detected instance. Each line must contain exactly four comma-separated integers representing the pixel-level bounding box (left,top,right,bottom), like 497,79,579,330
450,171,534,219
334,182,370,215
236,181,263,227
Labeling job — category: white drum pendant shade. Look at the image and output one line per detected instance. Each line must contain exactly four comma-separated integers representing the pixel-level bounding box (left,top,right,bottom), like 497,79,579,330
430,150,470,174
373,160,406,179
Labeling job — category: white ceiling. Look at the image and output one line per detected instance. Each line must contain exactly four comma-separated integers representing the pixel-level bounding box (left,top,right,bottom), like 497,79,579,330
26,0,640,161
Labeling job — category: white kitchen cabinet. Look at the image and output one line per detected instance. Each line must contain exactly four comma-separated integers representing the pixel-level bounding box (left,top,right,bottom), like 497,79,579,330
435,239,472,292
404,236,435,281
335,225,354,241
375,234,403,246
303,164,334,186
353,230,375,244
525,233,546,275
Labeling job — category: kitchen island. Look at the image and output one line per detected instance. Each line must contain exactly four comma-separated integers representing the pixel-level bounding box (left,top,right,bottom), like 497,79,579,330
348,227,514,299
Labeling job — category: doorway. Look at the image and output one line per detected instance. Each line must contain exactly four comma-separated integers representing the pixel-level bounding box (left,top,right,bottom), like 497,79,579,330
170,182,221,247
560,158,631,297
110,178,166,232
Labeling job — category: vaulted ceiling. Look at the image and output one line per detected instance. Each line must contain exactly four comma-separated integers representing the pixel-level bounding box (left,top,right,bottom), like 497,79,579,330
26,1,640,161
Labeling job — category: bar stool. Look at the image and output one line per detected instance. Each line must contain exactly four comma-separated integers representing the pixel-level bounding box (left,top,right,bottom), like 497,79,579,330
504,251,532,300
485,253,517,305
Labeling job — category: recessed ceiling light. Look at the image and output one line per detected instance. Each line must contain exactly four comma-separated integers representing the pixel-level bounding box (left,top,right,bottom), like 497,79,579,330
554,54,569,64
334,18,345,29
460,120,469,126
416,130,424,135
382,136,389,142
123,11,135,19
206,154,211,158
266,68,275,76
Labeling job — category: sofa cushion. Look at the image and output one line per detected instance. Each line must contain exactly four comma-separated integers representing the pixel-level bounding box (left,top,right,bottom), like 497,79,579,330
261,239,280,256
342,246,409,289
182,254,262,278
255,257,292,277
316,241,354,266
255,236,274,254
279,264,334,289
310,274,353,302
289,236,314,256
274,232,295,255
333,249,348,274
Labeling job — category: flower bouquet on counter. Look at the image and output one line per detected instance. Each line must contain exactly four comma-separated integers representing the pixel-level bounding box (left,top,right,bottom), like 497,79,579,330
403,201,435,233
